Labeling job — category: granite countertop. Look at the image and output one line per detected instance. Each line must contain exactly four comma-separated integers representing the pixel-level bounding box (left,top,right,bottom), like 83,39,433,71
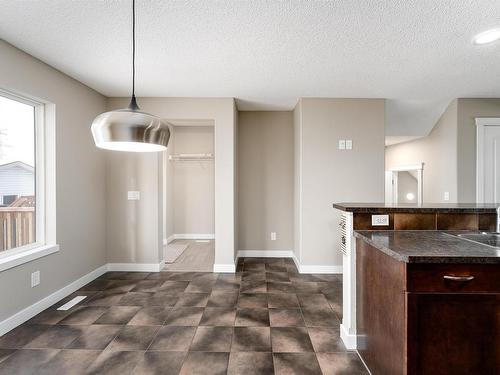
354,230,500,264
333,202,498,213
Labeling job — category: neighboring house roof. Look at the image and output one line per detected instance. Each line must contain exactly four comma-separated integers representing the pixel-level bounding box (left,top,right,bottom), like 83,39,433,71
0,161,34,173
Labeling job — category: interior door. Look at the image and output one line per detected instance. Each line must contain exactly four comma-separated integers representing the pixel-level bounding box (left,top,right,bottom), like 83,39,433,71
481,125,500,203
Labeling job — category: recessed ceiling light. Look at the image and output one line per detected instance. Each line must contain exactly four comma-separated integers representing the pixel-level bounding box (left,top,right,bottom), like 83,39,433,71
473,29,500,45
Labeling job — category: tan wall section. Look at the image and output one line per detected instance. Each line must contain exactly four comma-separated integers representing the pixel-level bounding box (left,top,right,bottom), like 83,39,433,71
0,40,107,322
172,126,215,235
386,100,458,203
238,111,294,251
300,98,385,267
293,101,303,261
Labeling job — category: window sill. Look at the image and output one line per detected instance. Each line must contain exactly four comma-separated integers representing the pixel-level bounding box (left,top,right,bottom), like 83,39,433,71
0,244,60,272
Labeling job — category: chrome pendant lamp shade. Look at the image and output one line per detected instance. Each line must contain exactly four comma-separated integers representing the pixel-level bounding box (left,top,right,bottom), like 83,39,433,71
91,0,170,152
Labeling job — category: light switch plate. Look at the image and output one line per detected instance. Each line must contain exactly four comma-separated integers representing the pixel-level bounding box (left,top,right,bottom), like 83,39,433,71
345,140,353,150
128,191,140,200
338,140,346,150
371,214,389,226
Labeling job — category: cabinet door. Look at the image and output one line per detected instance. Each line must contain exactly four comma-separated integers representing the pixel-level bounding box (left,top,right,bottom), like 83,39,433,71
407,293,499,375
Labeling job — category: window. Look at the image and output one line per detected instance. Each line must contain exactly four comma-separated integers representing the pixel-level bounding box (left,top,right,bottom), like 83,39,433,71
0,90,57,269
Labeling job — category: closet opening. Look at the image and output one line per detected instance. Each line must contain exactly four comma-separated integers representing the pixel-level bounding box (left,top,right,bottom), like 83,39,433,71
162,120,215,272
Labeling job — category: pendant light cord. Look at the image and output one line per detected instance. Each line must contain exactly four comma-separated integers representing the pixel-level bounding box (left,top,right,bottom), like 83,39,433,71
129,0,139,110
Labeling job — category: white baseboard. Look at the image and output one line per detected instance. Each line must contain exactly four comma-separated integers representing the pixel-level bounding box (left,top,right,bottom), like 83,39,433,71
107,262,164,272
213,263,236,273
164,235,175,245
172,234,215,240
340,323,357,350
0,264,107,336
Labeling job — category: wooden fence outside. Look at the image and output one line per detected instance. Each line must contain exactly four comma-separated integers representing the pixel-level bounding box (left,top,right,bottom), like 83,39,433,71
0,207,35,251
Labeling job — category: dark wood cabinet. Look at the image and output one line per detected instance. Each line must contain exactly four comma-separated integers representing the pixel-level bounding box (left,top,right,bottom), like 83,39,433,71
356,239,500,375
407,293,499,375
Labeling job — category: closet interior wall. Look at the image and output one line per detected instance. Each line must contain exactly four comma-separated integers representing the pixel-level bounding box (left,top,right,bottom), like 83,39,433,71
165,125,215,242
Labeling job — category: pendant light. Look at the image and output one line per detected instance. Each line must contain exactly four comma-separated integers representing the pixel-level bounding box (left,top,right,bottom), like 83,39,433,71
91,0,170,152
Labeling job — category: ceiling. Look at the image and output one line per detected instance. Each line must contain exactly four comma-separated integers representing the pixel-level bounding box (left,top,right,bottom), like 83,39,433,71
1,0,500,138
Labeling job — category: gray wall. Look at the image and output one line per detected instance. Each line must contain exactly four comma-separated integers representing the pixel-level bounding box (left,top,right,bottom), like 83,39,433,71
297,98,385,267
0,40,107,322
237,111,294,251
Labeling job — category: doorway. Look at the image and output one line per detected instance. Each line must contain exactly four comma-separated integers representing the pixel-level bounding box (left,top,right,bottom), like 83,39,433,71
162,122,215,272
385,164,424,205
476,118,500,203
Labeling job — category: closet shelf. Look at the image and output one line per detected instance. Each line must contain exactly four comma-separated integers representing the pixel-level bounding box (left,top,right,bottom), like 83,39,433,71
168,153,214,161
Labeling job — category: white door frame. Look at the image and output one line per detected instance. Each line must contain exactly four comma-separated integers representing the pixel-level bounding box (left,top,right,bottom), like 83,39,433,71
476,118,500,203
386,163,424,205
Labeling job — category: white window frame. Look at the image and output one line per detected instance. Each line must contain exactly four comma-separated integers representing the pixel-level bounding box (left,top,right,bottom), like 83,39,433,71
0,89,58,272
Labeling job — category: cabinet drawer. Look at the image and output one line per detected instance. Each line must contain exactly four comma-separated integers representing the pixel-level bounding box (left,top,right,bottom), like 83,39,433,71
407,264,500,293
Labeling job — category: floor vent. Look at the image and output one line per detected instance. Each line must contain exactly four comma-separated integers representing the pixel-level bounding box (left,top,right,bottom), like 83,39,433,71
57,295,87,311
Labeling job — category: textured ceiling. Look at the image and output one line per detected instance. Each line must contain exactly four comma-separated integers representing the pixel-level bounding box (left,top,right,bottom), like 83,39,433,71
1,0,500,136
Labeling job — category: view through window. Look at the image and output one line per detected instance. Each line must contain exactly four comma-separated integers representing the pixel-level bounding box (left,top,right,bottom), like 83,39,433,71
0,95,36,252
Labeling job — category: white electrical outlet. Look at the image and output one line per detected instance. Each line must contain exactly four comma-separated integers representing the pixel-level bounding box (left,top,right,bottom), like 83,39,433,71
371,215,389,226
345,140,353,150
444,192,450,201
31,271,40,288
127,191,140,200
338,140,346,150
271,232,277,241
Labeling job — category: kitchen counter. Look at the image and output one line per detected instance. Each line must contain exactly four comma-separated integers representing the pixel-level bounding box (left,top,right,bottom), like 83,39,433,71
354,230,500,264
355,230,500,374
333,202,498,213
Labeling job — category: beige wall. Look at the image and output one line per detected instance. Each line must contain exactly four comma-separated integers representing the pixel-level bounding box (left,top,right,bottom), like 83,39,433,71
238,111,294,251
106,97,236,268
0,41,107,322
172,126,214,235
457,98,500,202
298,98,385,267
386,98,500,204
386,100,458,203
293,101,303,261
397,171,418,203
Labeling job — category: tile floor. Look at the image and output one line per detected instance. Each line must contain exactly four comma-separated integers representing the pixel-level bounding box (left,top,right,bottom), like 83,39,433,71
0,257,368,374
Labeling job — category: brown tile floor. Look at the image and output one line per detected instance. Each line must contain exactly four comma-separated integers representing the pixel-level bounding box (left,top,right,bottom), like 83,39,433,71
0,257,368,374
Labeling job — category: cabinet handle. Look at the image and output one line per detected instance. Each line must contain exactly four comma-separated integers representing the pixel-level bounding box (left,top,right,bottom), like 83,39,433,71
443,275,474,282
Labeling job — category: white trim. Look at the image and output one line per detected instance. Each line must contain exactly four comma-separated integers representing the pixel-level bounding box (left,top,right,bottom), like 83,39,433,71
340,323,357,350
475,117,500,127
475,117,500,203
107,262,164,273
213,263,236,273
237,250,294,258
387,163,424,205
0,244,59,272
0,264,107,336
164,235,175,245
171,234,215,240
